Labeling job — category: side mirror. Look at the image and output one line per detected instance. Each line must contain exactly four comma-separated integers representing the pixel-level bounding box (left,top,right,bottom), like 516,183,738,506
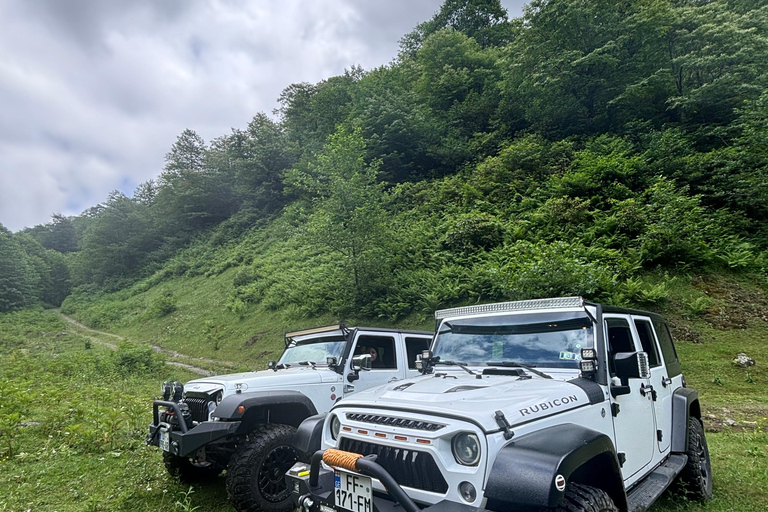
613,351,650,386
351,354,372,373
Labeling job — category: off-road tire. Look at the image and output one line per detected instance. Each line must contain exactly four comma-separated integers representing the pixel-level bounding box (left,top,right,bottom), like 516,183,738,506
226,424,299,512
544,483,619,512
679,417,713,500
163,452,222,483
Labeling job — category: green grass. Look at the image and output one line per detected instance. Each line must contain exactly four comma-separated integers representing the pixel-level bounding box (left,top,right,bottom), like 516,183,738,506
4,273,768,512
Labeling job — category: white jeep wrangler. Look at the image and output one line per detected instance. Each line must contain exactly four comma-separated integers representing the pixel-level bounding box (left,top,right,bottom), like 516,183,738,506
146,324,431,512
289,297,711,512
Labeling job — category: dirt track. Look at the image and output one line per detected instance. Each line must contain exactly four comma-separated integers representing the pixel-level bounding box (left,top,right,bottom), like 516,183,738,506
57,311,237,377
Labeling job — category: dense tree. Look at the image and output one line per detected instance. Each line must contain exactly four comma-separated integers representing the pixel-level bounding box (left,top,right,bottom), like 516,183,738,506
400,0,513,56
285,127,389,305
223,113,299,212
155,129,238,233
0,227,36,312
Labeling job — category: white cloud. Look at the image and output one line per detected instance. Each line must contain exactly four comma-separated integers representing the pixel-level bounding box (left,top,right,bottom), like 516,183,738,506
0,0,526,232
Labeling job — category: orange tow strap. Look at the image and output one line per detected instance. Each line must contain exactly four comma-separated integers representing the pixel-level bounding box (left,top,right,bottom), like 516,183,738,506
323,448,363,472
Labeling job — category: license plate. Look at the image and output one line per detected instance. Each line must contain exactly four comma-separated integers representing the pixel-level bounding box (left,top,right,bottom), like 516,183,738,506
159,430,170,452
334,469,372,512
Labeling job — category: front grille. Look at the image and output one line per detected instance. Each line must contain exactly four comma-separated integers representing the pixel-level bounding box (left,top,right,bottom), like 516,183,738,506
182,397,210,423
339,438,448,494
345,413,445,432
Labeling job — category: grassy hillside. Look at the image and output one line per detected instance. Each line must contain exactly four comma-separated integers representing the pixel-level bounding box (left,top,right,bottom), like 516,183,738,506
3,274,767,511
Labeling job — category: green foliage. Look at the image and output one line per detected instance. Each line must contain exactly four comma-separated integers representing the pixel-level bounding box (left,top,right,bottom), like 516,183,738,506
112,342,164,375
0,230,37,312
442,212,505,252
145,295,177,319
285,127,390,307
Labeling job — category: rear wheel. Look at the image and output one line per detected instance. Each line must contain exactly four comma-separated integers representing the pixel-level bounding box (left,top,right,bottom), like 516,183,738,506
544,483,619,512
679,417,713,500
226,424,299,512
163,452,222,483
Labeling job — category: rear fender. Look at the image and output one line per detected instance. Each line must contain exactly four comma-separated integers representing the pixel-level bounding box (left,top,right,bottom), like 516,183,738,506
671,387,700,453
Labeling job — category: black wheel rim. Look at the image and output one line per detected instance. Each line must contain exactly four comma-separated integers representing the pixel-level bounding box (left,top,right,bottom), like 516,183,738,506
258,445,299,502
698,438,710,483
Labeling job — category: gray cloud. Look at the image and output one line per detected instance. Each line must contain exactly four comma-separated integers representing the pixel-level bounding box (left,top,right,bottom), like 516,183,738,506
0,0,526,232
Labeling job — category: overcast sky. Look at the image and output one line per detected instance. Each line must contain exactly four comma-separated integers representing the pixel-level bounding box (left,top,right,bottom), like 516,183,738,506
0,0,527,232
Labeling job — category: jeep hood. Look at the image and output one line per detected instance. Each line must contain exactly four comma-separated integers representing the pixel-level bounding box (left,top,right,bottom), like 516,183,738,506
184,366,338,395
336,373,600,432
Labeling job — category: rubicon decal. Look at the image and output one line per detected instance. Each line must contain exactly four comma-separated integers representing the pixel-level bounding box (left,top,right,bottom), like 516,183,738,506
519,395,579,416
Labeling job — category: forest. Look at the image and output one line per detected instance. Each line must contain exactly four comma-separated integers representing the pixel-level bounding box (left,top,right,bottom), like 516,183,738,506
1,0,767,320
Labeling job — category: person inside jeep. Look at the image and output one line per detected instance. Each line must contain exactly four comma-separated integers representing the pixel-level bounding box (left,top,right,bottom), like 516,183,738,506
368,346,384,368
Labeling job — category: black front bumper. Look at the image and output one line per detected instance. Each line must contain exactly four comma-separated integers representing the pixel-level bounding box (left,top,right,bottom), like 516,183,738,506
146,400,241,457
287,450,491,512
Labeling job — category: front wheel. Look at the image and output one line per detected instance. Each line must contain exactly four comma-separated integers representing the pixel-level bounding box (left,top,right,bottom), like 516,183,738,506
226,424,299,512
679,417,713,500
163,452,222,483
543,483,619,512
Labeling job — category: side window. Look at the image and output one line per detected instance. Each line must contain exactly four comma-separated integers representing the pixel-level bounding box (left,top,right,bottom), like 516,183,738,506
405,337,431,369
634,319,661,367
651,319,681,375
355,335,397,369
605,317,635,375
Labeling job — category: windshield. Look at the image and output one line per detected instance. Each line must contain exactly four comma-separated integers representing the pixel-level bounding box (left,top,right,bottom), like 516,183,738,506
278,334,348,365
433,313,593,369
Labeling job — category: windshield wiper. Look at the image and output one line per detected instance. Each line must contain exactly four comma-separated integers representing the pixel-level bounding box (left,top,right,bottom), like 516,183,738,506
435,360,479,377
298,361,317,368
485,361,552,379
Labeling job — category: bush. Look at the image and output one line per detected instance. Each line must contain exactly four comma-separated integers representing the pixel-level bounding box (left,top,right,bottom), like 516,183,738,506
145,295,176,318
442,213,505,252
491,241,617,301
112,343,163,374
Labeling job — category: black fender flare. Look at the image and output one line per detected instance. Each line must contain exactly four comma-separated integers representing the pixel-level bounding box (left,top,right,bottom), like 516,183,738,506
294,413,327,461
484,423,626,511
214,390,318,434
671,387,700,453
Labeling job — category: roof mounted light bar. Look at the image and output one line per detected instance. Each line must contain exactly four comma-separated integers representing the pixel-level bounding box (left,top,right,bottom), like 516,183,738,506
435,297,585,320
284,324,347,340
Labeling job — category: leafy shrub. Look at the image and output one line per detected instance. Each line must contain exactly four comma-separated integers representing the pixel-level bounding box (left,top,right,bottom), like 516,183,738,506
491,241,617,301
112,343,163,374
233,267,258,287
442,213,505,252
145,295,177,318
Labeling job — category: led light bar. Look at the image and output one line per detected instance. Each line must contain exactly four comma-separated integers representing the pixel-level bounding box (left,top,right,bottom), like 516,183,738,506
435,297,585,320
285,324,345,339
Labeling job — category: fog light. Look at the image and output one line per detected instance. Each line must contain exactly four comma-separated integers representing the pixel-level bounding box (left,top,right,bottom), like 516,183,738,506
161,381,172,400
172,381,184,402
459,481,476,503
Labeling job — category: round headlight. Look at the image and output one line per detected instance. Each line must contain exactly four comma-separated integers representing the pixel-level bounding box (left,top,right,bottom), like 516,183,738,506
330,414,341,441
452,433,481,466
215,390,223,405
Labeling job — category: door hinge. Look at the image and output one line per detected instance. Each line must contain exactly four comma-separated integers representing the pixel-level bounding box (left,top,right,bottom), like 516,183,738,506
657,430,663,442
617,453,626,467
611,403,620,417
